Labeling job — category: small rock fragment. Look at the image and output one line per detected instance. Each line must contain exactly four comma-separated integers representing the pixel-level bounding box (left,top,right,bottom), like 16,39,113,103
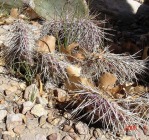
62,135,73,140
93,128,102,138
0,110,7,122
47,133,58,140
31,104,48,117
63,125,74,133
13,125,25,135
22,101,34,114
26,118,39,130
39,115,47,126
75,122,88,135
35,134,47,140
69,133,80,140
6,114,23,131
54,89,69,102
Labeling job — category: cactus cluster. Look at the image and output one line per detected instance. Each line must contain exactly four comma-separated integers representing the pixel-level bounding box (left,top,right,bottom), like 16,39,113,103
2,16,148,134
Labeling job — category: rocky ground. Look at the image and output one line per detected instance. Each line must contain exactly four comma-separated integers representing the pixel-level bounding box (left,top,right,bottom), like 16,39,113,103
0,68,149,140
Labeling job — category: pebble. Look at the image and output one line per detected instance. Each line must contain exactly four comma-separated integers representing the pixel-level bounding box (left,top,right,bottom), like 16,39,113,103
36,96,48,106
26,118,39,130
0,110,7,122
69,133,80,140
35,134,47,140
54,88,69,102
13,125,25,135
93,128,102,138
62,135,73,140
74,122,88,135
5,86,18,96
47,133,60,140
89,137,96,140
6,114,23,131
22,101,34,114
50,118,61,126
63,125,74,133
39,115,47,126
31,104,48,117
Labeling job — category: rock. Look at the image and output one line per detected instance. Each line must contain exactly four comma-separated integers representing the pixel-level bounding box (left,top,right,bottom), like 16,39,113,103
19,82,26,90
36,96,48,106
39,115,47,126
26,118,39,129
22,101,34,114
0,27,6,35
0,122,6,131
5,86,18,96
93,128,102,138
54,89,69,103
31,104,48,117
13,125,25,135
62,135,73,140
47,133,60,140
0,110,7,122
63,125,74,133
87,0,141,17
24,84,39,102
63,112,72,119
50,118,61,126
2,134,15,140
74,122,88,135
6,114,23,131
2,130,16,138
69,133,80,140
35,134,47,140
89,137,96,140
89,127,94,136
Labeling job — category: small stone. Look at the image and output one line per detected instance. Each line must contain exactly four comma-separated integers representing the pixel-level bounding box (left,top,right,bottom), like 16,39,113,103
89,137,96,140
2,130,16,138
93,128,102,138
47,133,58,140
5,86,18,95
22,101,34,114
2,134,14,140
26,118,38,129
24,84,39,102
0,110,7,122
89,127,94,136
39,115,47,126
75,122,88,135
31,104,48,117
13,125,25,135
54,89,69,102
0,27,6,35
50,118,61,126
69,133,80,140
62,135,73,140
35,134,47,140
63,112,72,119
63,125,74,133
6,114,23,131
19,83,26,90
36,96,48,106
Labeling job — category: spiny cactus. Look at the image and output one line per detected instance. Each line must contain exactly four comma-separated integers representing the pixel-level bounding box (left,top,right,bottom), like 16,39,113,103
81,48,147,84
69,84,148,133
4,19,35,67
37,52,70,85
41,17,107,52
